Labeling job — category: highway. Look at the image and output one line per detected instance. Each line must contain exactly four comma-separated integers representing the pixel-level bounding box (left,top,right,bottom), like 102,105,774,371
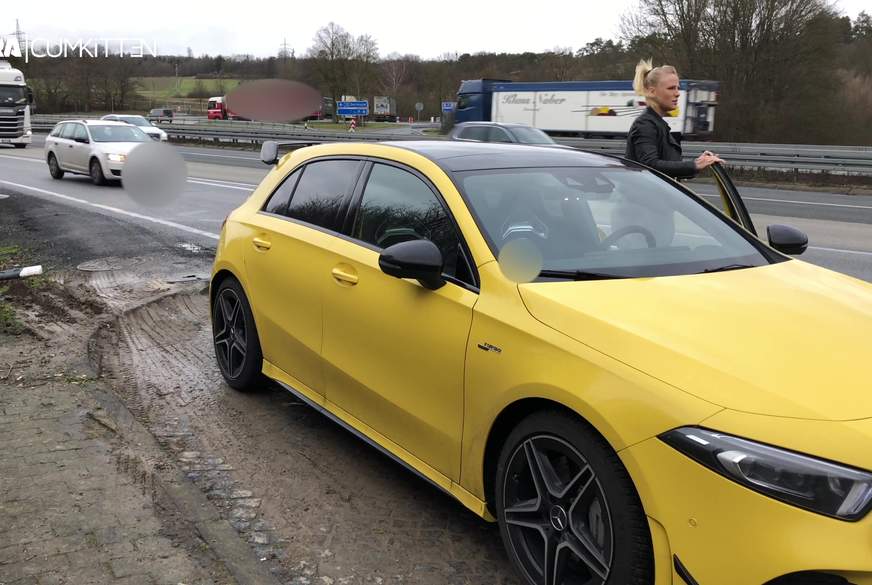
1,138,870,282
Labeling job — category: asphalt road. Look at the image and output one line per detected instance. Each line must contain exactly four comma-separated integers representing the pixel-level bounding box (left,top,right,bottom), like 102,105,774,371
1,140,871,282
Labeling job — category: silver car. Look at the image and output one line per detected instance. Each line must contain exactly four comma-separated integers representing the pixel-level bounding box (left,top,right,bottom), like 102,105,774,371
101,114,168,142
448,122,573,149
45,120,150,185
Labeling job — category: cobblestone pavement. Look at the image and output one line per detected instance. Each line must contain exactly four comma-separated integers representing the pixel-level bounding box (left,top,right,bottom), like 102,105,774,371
0,191,523,585
0,332,241,585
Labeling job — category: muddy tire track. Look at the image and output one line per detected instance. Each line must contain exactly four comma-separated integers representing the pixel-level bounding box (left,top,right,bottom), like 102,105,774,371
97,290,520,585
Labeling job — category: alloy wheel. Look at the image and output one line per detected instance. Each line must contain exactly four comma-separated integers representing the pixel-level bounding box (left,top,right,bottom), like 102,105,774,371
213,288,247,379
502,435,614,585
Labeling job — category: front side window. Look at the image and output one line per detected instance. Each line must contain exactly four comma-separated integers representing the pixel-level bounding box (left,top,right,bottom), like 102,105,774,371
487,127,514,143
119,116,151,127
59,124,76,140
73,124,88,142
285,160,360,231
352,163,467,280
509,127,555,145
457,166,779,279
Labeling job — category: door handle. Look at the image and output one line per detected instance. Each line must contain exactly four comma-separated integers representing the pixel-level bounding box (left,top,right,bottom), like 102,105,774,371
252,237,272,250
331,266,359,285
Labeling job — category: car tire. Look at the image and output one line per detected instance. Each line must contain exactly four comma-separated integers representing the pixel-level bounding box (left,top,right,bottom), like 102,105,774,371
89,158,106,186
212,277,263,391
495,410,653,585
48,154,64,179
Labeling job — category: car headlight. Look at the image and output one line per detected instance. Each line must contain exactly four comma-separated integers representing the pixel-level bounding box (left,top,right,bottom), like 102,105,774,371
107,154,127,162
660,427,872,521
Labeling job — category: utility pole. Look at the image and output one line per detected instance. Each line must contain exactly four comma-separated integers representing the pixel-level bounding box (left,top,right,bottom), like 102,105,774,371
278,38,291,61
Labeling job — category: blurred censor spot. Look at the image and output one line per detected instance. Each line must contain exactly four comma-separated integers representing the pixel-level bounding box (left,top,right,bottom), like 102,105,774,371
123,142,187,207
498,238,543,283
226,79,322,123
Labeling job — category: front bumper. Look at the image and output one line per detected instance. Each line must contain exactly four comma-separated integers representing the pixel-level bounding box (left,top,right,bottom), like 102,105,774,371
102,157,125,180
622,432,872,585
0,130,32,145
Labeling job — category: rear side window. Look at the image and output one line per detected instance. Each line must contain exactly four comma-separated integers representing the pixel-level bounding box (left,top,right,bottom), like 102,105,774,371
460,126,489,141
285,160,361,231
50,124,66,138
263,168,302,215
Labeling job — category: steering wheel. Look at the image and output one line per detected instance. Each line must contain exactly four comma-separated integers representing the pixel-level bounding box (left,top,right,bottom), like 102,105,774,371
376,226,426,249
600,225,657,248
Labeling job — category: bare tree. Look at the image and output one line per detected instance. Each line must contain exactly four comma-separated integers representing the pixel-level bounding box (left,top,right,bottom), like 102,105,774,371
542,47,578,81
350,34,379,98
622,0,833,141
308,22,355,121
379,54,407,97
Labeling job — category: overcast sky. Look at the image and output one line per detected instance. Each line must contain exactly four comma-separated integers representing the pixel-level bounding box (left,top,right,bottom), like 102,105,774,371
2,0,868,60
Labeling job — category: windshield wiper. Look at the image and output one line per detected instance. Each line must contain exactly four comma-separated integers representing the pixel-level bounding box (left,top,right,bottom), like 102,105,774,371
538,269,630,281
700,263,756,274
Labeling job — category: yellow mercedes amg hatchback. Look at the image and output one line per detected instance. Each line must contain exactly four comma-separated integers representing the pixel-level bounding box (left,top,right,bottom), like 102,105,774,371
211,140,872,585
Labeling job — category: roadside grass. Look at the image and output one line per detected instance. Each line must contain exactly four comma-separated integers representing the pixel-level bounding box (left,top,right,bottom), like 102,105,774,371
23,275,50,290
306,121,396,132
0,245,21,264
0,286,23,335
135,77,242,100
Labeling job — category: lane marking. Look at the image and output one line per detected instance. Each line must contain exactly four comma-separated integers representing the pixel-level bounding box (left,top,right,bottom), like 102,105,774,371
0,155,256,191
181,151,260,161
700,191,872,210
0,153,43,164
808,246,872,257
187,179,253,191
744,196,872,210
189,177,258,187
0,179,220,241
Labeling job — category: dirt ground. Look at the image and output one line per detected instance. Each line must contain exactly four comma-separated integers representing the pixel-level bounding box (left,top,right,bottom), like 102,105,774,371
0,193,520,585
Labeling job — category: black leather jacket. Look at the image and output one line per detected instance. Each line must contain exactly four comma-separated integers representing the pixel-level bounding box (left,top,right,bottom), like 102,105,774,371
625,106,696,180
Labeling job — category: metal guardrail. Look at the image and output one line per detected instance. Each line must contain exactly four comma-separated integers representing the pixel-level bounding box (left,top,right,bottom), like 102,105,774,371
30,115,872,175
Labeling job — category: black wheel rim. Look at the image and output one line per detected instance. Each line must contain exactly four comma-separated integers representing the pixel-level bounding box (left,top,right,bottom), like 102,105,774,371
213,289,247,379
503,435,614,585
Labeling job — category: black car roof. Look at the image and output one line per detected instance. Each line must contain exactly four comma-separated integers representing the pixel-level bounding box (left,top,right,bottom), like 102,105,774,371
383,140,633,172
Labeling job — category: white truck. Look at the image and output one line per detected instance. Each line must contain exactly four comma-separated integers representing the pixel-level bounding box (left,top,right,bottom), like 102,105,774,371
0,60,33,148
372,96,397,122
455,79,719,138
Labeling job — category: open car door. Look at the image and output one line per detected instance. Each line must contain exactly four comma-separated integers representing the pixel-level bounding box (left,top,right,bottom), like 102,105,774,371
709,162,757,236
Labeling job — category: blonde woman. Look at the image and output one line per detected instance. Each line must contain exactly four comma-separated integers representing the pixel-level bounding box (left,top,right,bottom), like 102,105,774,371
625,59,722,180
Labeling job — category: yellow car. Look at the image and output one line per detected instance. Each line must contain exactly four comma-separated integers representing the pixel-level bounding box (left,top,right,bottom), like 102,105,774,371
210,140,872,585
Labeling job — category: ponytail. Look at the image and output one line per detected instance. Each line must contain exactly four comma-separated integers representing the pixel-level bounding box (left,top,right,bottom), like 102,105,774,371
633,58,653,96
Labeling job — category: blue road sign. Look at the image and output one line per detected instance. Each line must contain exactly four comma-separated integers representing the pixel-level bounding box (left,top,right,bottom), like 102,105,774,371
441,101,456,112
337,101,369,117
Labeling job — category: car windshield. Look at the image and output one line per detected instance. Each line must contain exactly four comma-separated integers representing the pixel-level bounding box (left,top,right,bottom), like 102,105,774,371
457,166,778,279
0,86,27,105
509,127,555,145
118,116,151,127
149,109,165,115
88,125,150,143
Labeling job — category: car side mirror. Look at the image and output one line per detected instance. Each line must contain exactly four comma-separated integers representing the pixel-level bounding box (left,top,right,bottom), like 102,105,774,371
767,224,808,255
378,239,445,290
261,141,278,165
74,137,89,144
